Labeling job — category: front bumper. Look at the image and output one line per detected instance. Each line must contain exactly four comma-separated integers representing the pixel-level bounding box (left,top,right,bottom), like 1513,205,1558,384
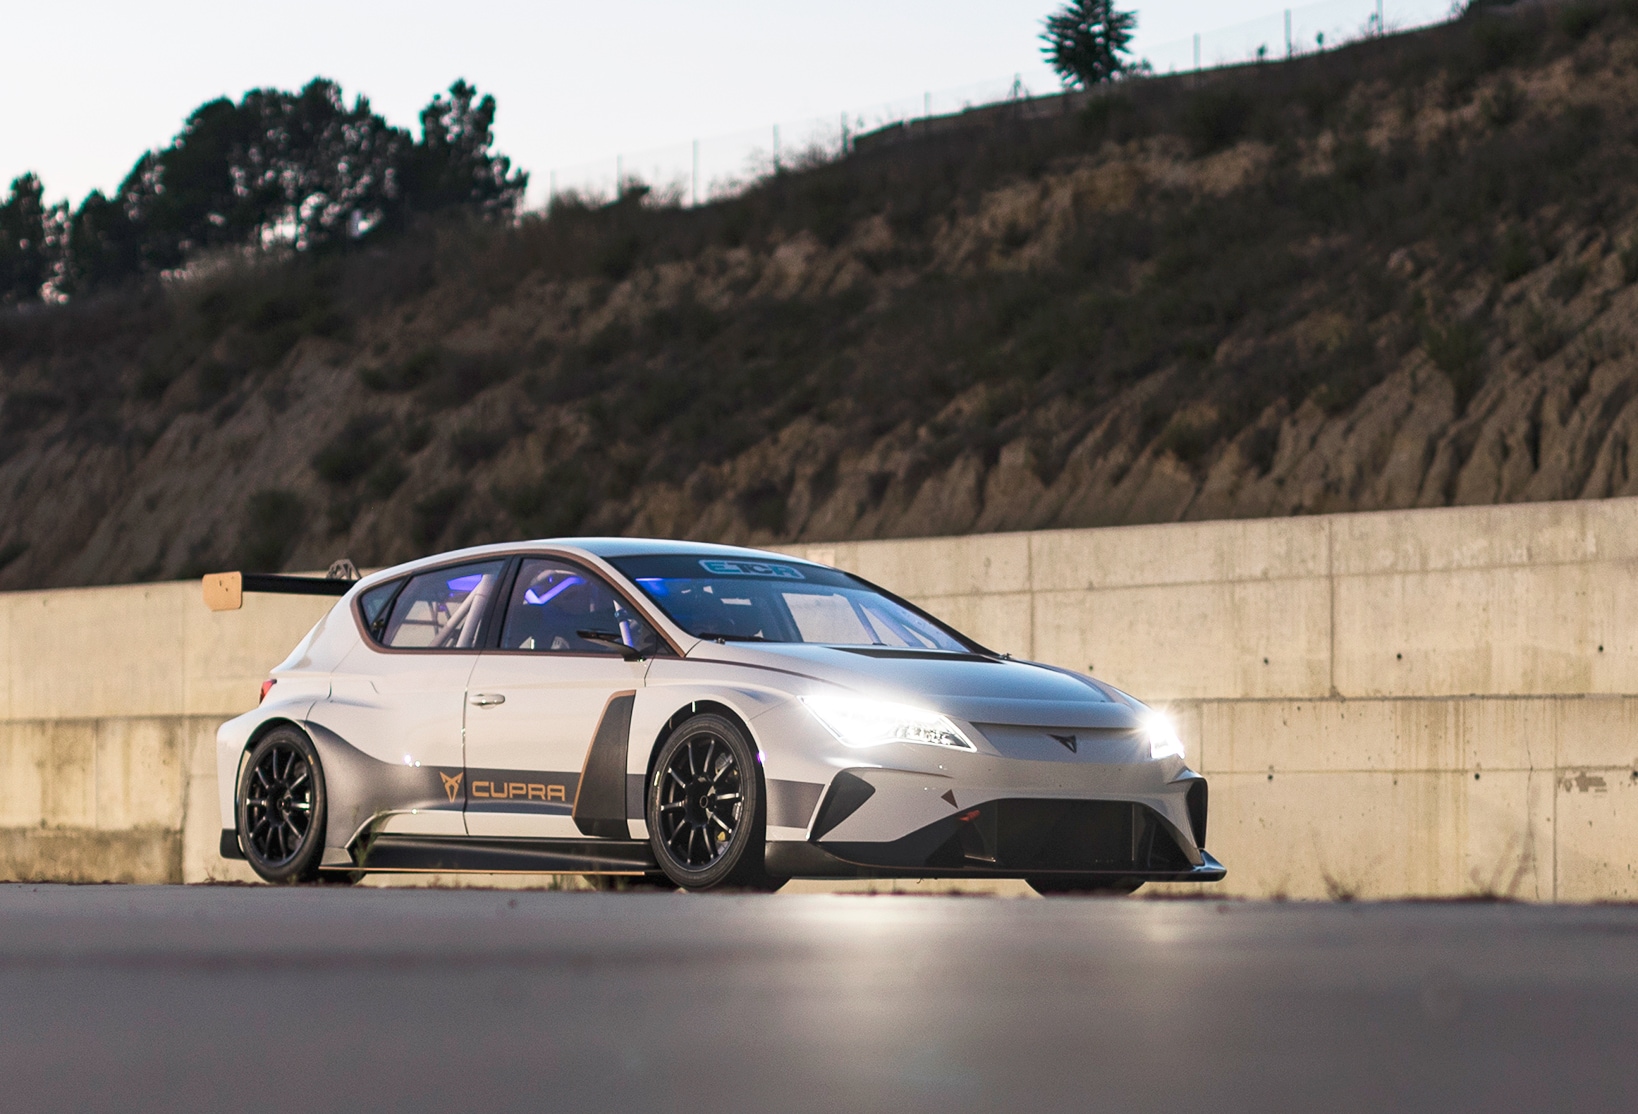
766,785,1225,883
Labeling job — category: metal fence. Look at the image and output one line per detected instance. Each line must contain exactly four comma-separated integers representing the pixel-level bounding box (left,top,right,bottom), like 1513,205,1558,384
545,0,1448,209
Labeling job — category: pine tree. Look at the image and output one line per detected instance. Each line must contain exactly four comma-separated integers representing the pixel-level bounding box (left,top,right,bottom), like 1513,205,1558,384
1041,0,1138,88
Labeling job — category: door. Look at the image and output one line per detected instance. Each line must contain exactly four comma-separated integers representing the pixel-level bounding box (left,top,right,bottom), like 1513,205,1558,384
463,557,659,838
312,558,507,838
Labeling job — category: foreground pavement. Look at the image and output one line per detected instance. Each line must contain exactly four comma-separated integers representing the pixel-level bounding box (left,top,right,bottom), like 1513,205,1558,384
0,885,1634,1112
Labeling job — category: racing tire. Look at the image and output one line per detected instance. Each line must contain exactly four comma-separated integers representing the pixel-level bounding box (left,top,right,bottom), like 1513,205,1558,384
1026,876,1143,897
645,714,779,892
236,726,330,884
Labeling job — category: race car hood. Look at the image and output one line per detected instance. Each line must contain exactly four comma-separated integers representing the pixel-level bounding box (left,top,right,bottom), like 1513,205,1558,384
691,641,1144,730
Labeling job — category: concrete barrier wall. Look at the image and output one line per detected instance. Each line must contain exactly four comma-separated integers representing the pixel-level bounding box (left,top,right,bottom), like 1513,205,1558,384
3,497,1635,897
779,498,1638,902
0,584,334,885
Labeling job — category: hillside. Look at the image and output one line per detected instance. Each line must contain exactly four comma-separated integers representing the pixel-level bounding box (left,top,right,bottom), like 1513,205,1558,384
3,0,1638,589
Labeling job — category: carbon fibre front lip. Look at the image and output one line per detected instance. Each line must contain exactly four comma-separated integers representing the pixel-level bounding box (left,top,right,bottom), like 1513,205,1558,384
765,841,1226,881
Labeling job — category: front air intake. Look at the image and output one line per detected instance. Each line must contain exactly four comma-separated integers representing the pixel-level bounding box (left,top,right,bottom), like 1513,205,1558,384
1185,779,1208,849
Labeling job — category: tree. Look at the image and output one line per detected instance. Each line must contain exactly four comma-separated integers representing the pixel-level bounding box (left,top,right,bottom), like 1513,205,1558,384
1,174,53,304
111,79,411,266
59,189,143,296
1041,0,1138,88
407,80,528,215
30,77,527,298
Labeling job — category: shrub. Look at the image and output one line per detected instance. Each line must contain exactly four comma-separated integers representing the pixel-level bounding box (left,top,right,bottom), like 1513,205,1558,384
493,463,591,537
411,485,463,548
240,489,305,571
1180,87,1254,155
1481,79,1525,127
0,540,27,572
1548,260,1590,301
312,415,388,485
449,422,508,466
1156,411,1221,466
1558,1,1607,40
1423,318,1487,410
361,347,440,392
1523,302,1570,359
363,458,408,499
1620,239,1638,284
1493,227,1536,282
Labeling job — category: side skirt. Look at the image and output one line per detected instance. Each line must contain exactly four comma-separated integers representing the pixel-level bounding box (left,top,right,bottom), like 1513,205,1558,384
343,834,658,875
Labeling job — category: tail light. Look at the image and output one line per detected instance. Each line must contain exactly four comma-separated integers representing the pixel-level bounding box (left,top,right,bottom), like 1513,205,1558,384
259,679,276,704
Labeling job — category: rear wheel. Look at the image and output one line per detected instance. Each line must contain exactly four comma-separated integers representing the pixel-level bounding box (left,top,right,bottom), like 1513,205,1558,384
1026,876,1143,897
646,714,778,892
237,727,329,884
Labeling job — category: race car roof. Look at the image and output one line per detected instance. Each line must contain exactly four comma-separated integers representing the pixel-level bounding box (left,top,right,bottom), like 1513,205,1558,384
348,537,827,592
564,537,815,561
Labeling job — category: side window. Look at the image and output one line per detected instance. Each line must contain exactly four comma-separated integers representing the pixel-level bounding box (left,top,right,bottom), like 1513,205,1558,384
358,579,403,644
501,559,661,656
381,560,507,650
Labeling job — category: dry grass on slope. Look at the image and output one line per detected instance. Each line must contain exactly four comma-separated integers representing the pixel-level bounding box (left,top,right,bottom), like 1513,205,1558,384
3,0,1638,588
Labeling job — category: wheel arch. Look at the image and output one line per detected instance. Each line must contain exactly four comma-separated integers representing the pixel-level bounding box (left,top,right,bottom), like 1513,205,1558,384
229,717,310,834
642,699,765,805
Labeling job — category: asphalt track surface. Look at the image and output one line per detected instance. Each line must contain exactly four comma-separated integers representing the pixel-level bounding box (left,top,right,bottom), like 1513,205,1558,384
2,886,1636,1112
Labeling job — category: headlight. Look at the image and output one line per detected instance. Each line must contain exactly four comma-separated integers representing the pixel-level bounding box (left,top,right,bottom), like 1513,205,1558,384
801,694,976,751
1145,712,1184,761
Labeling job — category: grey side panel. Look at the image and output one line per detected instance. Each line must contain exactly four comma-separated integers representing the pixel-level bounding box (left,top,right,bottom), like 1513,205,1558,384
626,774,646,820
305,721,465,858
767,779,825,830
573,693,636,839
359,835,656,874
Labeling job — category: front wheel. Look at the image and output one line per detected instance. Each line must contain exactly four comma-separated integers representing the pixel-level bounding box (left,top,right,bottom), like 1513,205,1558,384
1026,876,1143,897
646,714,778,892
236,727,330,884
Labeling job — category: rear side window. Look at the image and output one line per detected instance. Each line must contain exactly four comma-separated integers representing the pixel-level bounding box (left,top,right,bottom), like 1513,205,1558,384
380,560,507,650
358,580,402,642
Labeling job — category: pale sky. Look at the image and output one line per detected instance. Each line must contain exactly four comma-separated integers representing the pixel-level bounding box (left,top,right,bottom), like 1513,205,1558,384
3,1,1452,211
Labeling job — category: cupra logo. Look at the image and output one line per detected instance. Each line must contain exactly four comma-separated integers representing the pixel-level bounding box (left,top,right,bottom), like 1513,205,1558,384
440,771,464,802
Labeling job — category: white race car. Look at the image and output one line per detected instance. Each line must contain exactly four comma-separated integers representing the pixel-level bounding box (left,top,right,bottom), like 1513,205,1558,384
209,539,1224,894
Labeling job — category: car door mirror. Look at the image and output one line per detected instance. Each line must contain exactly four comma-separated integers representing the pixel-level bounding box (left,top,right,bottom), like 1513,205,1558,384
576,629,644,661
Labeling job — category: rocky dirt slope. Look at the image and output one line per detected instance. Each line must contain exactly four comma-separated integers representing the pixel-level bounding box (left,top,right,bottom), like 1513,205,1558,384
2,0,1638,588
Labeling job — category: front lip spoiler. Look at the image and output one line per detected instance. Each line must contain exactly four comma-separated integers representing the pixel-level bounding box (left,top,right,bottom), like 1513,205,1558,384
765,843,1227,882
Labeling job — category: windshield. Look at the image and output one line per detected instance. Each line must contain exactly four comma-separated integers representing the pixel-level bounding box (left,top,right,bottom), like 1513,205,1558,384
608,555,977,652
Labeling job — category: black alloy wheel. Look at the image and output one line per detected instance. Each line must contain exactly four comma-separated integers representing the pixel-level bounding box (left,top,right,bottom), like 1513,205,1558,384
237,727,329,884
1025,876,1143,897
646,714,778,891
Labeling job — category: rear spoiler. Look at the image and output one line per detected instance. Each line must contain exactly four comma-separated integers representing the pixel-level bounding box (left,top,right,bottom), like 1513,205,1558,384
202,560,360,612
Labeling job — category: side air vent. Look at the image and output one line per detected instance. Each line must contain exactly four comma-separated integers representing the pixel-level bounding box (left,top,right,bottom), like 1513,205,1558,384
810,772,876,840
1186,779,1208,849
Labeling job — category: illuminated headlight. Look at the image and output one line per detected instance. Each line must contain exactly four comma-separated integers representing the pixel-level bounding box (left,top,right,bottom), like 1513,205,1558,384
801,695,976,751
1145,712,1185,761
